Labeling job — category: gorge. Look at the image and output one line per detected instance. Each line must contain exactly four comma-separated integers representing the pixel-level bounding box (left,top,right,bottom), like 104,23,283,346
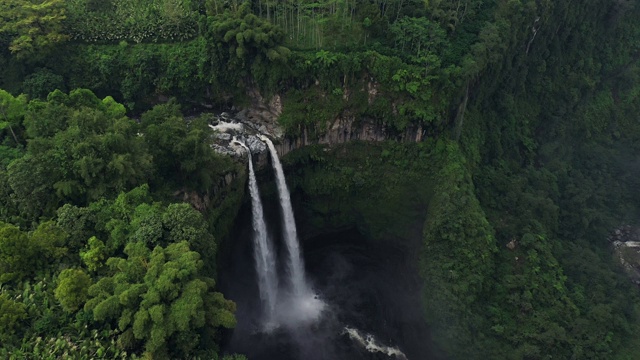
228,135,414,359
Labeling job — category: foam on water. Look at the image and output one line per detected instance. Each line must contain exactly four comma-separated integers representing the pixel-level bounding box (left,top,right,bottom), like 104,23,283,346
209,121,244,132
344,326,408,359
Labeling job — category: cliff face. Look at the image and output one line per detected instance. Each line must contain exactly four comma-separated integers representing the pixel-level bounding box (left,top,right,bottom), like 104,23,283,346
273,115,425,156
233,88,426,158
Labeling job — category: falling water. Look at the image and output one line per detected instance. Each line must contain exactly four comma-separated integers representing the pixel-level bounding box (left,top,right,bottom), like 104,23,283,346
262,137,308,297
236,141,278,327
262,137,325,326
225,137,415,358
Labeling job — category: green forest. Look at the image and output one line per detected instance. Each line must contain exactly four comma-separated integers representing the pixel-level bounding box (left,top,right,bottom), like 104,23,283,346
1,0,639,359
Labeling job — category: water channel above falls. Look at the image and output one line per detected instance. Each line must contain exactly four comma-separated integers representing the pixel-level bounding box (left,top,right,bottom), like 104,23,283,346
219,199,437,360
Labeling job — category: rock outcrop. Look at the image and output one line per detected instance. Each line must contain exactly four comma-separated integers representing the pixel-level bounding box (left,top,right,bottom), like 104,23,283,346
610,225,640,285
273,115,425,157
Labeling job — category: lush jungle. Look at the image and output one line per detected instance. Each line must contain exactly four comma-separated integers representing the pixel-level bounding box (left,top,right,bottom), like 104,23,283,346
0,0,639,359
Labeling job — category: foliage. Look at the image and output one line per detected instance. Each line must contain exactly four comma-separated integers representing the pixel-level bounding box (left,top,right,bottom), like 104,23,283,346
452,1,640,358
0,278,136,359
418,140,496,357
0,84,240,357
21,68,65,100
80,236,108,272
204,10,291,96
0,292,27,347
0,0,68,59
140,101,235,192
390,17,447,66
54,268,92,312
275,49,452,136
65,0,199,43
85,241,236,359
209,12,290,64
55,184,220,276
0,88,27,147
1,187,234,358
0,0,638,359
0,221,67,284
286,141,434,244
4,89,152,222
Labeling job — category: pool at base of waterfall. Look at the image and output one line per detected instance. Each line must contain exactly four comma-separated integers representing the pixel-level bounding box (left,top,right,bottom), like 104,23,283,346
219,226,437,360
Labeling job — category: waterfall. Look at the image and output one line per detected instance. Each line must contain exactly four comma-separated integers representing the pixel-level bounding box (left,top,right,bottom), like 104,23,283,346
262,137,308,297
262,137,325,327
237,141,278,327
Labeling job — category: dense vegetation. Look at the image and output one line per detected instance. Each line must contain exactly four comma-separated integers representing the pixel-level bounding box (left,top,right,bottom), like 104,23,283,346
1,0,639,359
0,89,245,359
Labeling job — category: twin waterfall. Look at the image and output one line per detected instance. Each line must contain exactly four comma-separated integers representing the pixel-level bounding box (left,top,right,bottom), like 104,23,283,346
238,137,323,331
237,136,408,358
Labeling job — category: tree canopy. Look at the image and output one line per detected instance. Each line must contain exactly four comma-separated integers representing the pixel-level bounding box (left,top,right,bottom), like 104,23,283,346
0,0,638,358
0,0,68,58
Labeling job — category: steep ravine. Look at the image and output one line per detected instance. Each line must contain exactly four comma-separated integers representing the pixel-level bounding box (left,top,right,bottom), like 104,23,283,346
216,140,439,360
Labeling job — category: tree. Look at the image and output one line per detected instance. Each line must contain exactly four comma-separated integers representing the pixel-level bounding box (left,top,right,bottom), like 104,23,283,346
22,68,65,100
162,203,217,274
206,10,290,90
7,154,61,221
0,221,67,284
29,220,68,264
0,0,68,59
56,203,97,252
0,221,34,283
10,90,152,216
0,293,27,346
85,241,236,359
0,170,22,226
420,141,497,357
80,236,108,273
390,17,446,71
140,103,231,191
57,184,219,275
139,101,187,182
0,89,27,146
54,268,92,312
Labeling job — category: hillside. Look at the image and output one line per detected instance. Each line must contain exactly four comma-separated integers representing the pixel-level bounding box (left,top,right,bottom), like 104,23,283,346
1,0,639,359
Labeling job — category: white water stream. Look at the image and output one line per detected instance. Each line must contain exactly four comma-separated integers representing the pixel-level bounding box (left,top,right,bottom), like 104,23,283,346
236,141,279,327
263,137,307,297
262,136,324,326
